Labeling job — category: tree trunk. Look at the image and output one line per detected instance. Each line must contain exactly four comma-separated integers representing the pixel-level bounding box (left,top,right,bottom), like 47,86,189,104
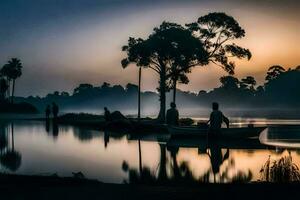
138,140,142,174
11,79,15,104
11,123,14,151
157,65,166,123
158,144,167,182
173,79,177,104
6,79,10,101
138,67,141,121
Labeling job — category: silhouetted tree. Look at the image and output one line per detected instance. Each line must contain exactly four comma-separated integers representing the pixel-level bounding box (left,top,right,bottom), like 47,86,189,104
255,86,265,97
187,12,251,74
101,82,110,89
240,76,256,91
264,68,300,104
126,83,138,94
122,13,251,121
1,58,23,103
122,22,207,121
60,91,70,97
73,83,93,94
220,76,239,90
265,65,285,82
198,90,207,96
0,78,8,101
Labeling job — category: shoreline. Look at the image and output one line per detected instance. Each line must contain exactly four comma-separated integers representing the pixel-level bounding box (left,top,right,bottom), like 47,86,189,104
0,173,299,200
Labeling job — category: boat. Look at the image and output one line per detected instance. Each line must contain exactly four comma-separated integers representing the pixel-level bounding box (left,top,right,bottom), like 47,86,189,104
168,126,266,139
259,125,300,148
166,137,270,150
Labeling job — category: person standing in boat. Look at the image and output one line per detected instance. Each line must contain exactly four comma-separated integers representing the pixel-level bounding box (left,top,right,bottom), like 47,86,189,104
207,102,229,136
166,102,179,126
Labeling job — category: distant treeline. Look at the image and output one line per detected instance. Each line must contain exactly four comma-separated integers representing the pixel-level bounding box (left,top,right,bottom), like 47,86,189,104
14,65,300,116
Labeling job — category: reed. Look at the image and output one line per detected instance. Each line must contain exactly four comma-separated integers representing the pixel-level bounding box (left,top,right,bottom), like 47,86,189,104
260,153,300,182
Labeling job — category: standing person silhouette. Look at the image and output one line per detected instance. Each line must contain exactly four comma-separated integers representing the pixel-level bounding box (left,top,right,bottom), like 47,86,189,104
104,107,111,122
207,102,229,138
166,102,179,126
52,102,59,120
45,105,51,120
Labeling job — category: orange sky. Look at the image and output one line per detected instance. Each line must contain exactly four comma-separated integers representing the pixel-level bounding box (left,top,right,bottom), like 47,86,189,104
0,0,299,96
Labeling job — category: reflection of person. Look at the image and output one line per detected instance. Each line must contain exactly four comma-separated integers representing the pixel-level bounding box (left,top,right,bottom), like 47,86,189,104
166,102,179,126
207,102,229,137
52,121,59,137
45,120,50,133
209,144,230,176
104,131,109,148
45,105,51,120
52,102,59,119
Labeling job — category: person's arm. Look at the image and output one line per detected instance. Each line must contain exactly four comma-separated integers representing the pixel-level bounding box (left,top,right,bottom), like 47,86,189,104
207,113,212,125
175,110,179,126
223,114,229,128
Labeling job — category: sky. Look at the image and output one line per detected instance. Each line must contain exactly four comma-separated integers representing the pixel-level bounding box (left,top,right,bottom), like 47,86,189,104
0,0,299,97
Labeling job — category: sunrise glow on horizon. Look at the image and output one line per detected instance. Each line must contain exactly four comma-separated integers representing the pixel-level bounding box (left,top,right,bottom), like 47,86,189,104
0,0,299,96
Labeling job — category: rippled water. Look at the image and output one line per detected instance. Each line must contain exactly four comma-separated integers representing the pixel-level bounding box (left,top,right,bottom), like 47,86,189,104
1,120,300,183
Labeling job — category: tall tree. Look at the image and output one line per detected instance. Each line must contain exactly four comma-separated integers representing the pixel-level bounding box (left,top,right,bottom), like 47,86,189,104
122,22,207,122
122,13,251,122
1,58,23,103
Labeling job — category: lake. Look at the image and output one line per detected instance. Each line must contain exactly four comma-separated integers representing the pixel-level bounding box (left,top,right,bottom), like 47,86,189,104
1,119,300,184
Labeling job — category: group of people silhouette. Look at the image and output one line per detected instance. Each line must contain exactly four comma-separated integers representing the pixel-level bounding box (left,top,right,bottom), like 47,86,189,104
166,102,229,134
104,101,229,135
45,102,59,120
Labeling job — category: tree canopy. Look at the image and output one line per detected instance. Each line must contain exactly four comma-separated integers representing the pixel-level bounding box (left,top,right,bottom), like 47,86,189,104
186,12,252,75
122,13,252,121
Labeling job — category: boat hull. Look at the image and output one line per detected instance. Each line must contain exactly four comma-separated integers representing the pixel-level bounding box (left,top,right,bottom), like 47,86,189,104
168,126,266,139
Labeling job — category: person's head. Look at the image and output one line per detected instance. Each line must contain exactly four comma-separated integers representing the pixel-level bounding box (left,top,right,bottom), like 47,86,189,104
212,102,219,111
170,102,176,108
104,107,108,111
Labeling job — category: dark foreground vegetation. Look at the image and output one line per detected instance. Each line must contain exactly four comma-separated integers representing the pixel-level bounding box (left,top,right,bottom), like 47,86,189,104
1,173,300,200
0,102,38,114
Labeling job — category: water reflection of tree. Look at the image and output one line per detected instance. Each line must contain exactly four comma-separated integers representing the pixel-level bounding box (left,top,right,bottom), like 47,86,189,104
0,123,22,171
122,143,252,185
0,123,8,152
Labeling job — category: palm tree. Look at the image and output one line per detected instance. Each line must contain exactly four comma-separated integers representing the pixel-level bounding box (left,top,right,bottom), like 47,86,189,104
1,58,23,103
0,78,8,101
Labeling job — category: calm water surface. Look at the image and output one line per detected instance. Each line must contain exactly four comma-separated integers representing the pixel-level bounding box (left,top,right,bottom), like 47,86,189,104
1,120,300,184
